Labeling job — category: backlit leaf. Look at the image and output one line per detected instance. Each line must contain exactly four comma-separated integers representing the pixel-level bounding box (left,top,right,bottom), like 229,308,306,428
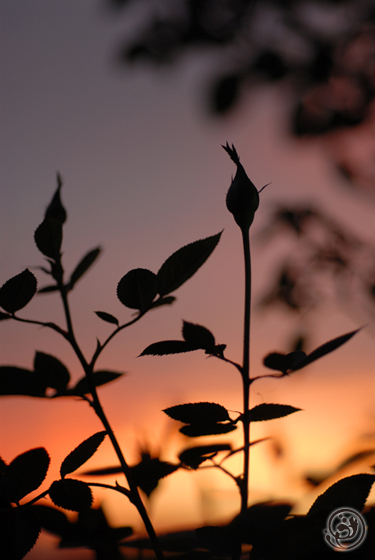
308,474,375,516
0,508,41,560
45,175,66,223
131,458,179,497
72,370,124,395
0,366,46,397
117,268,159,312
0,448,50,503
263,351,306,373
0,311,11,320
33,352,70,392
0,269,37,313
297,328,361,370
164,402,231,424
180,423,236,437
34,217,62,260
38,284,59,294
179,444,231,469
49,479,93,512
60,432,107,478
249,403,301,422
182,321,216,352
95,311,119,326
140,340,195,356
157,232,222,296
68,247,101,290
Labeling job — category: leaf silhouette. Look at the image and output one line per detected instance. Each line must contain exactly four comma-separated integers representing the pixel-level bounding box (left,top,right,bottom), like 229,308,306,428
308,473,375,516
248,403,302,422
45,174,67,224
297,328,361,370
95,311,119,326
49,479,93,512
31,504,70,538
0,508,41,560
117,268,159,312
150,295,176,309
60,432,107,478
37,284,59,294
179,444,231,469
0,311,12,320
68,247,101,290
0,448,50,503
131,458,179,497
0,366,46,397
33,352,70,392
164,402,231,424
70,370,124,396
157,232,222,296
140,340,196,356
180,423,236,437
0,269,38,314
263,351,307,373
182,321,216,353
34,217,63,260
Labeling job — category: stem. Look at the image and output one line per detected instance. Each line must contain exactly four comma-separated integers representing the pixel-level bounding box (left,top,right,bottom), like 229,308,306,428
240,228,251,515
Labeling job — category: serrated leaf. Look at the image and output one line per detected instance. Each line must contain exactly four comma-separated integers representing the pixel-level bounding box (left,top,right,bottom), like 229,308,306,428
0,269,38,313
33,351,70,392
117,268,159,312
140,340,196,356
34,217,63,260
249,403,302,422
164,402,231,424
49,479,93,511
72,370,124,395
45,176,67,223
68,247,101,290
0,366,46,397
179,444,231,469
157,232,222,296
297,328,361,370
308,474,375,516
131,458,179,497
182,321,216,352
0,508,41,560
180,423,237,437
95,311,119,326
0,448,50,503
60,432,107,478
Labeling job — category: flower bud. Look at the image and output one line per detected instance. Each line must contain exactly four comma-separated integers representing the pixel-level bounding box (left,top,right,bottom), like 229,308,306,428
223,143,259,230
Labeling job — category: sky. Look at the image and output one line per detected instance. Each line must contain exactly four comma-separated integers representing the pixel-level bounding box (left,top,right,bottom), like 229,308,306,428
1,2,375,558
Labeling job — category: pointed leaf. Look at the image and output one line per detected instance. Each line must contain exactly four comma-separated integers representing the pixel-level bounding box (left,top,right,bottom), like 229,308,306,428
49,479,93,511
0,448,50,503
0,508,41,560
45,175,67,223
157,232,222,296
37,284,59,294
140,340,196,356
71,370,124,395
131,458,179,497
33,352,70,392
60,432,107,478
0,366,46,397
117,268,159,312
308,474,375,516
68,247,101,290
182,321,216,352
249,403,302,422
298,328,361,369
164,402,231,424
180,423,236,437
0,269,37,313
179,444,231,469
95,311,119,326
83,465,122,476
34,217,63,260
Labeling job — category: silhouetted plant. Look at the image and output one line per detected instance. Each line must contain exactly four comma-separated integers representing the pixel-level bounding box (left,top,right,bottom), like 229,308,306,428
1,147,374,559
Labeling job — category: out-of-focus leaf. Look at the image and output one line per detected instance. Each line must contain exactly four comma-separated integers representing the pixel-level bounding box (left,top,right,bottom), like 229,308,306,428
180,423,236,437
211,74,241,114
263,351,306,374
37,284,59,294
0,311,11,320
131,458,179,497
157,232,222,296
0,508,41,560
179,444,231,469
68,247,101,290
72,370,124,395
164,402,231,424
33,352,70,392
0,366,46,397
0,448,50,503
49,479,93,512
308,474,375,516
34,217,63,260
31,505,70,537
60,432,107,478
117,268,159,312
95,311,119,326
0,269,38,314
248,403,301,422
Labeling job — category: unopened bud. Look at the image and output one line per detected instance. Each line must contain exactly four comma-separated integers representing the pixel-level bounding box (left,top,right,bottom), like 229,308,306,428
223,143,259,231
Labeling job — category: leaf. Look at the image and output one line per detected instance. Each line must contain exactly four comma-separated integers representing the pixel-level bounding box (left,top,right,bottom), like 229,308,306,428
117,268,159,312
131,458,179,497
0,508,41,560
38,284,59,294
179,444,231,469
0,269,38,313
150,296,176,309
45,175,67,223
0,311,11,320
263,351,306,373
68,247,101,290
34,217,63,260
308,474,375,516
82,465,122,476
95,311,119,326
71,370,124,395
0,448,50,503
249,403,302,422
33,352,70,392
60,432,107,478
49,479,93,512
0,366,46,397
182,321,216,353
157,232,222,296
31,505,70,538
140,340,195,356
164,402,231,424
180,423,237,437
298,328,361,369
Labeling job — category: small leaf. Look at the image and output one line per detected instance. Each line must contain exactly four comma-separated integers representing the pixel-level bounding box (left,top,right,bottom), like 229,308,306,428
34,217,63,260
0,508,41,560
308,474,375,516
60,432,107,478
150,296,176,309
0,366,46,397
0,269,38,313
263,351,306,373
83,465,122,476
45,175,67,223
180,423,236,437
0,311,11,320
49,479,93,512
182,321,216,353
131,458,179,497
249,403,302,422
33,352,70,392
164,402,231,424
68,247,101,290
0,448,50,503
179,444,231,469
298,328,361,370
95,311,119,326
31,505,70,537
157,232,222,296
72,370,124,395
37,284,59,294
117,268,159,312
140,340,195,356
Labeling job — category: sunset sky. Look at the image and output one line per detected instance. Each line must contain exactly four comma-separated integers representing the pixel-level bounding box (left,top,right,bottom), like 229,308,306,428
1,2,375,558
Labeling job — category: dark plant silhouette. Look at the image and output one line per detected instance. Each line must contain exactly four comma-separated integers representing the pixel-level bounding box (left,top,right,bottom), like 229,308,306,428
1,147,374,559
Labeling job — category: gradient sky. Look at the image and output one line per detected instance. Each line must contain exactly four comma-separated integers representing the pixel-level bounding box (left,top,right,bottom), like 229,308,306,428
1,2,375,558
